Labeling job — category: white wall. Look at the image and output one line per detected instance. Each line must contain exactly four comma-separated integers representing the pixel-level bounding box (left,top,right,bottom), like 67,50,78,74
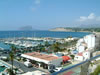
74,55,84,61
78,46,85,53
76,34,96,53
50,58,63,67
84,34,95,49
83,52,90,60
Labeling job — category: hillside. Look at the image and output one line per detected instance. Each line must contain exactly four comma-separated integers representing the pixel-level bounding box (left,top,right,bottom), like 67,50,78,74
49,27,73,32
49,27,100,32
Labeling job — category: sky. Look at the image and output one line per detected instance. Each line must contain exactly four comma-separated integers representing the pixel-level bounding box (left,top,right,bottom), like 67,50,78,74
0,0,100,30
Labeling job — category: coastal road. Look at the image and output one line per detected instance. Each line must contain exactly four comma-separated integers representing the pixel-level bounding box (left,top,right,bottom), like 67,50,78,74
2,54,37,72
6,60,47,73
1,53,48,73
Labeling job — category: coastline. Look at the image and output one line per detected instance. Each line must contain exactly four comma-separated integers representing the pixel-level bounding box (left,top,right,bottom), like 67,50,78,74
49,30,92,33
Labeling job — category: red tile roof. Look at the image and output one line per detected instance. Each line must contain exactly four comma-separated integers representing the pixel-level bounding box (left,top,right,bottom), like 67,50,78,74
78,52,83,56
62,56,70,62
24,52,59,61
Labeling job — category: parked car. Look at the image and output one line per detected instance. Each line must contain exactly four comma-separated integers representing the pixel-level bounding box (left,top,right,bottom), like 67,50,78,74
16,53,21,57
49,69,55,73
53,67,63,72
24,61,32,68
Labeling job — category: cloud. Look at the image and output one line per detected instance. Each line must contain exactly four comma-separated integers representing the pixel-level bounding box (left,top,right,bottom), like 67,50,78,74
31,0,41,11
78,13,96,22
79,16,88,22
77,13,100,24
88,13,95,20
97,17,100,21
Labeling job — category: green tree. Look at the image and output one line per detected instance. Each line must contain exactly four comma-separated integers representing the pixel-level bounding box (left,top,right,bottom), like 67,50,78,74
91,65,100,75
7,68,15,75
70,55,75,59
11,45,17,53
9,51,15,75
68,49,71,54
52,42,60,52
9,45,16,75
45,41,50,47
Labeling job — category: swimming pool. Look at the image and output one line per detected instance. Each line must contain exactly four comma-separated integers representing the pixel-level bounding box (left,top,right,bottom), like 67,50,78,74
0,66,6,72
0,62,10,73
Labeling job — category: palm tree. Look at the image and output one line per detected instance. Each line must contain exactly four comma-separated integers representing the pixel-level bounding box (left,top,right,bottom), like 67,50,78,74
11,45,16,53
9,51,14,75
6,68,14,75
52,42,60,52
45,41,50,47
9,45,16,75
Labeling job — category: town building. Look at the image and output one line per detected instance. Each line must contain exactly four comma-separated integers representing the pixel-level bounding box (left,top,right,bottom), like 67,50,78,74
74,51,90,61
21,52,63,69
92,51,100,57
74,34,98,61
76,34,96,52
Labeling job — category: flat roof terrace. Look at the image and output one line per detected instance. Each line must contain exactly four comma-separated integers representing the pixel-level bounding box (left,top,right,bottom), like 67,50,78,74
24,52,59,61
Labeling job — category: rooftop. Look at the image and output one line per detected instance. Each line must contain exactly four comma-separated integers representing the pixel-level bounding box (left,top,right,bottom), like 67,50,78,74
24,52,59,61
77,52,83,56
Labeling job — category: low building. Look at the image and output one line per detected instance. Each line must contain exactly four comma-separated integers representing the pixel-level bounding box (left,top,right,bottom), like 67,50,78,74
21,52,63,69
74,53,84,61
92,51,100,57
74,51,90,61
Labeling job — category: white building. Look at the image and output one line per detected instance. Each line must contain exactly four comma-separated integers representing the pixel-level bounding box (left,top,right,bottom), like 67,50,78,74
76,39,86,52
83,51,90,60
74,55,84,61
21,52,63,69
74,51,90,61
75,34,100,61
76,34,96,53
84,34,95,49
77,45,85,53
92,51,100,57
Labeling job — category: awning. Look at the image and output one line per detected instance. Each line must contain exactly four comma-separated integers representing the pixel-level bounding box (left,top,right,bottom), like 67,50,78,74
21,54,49,64
62,56,70,62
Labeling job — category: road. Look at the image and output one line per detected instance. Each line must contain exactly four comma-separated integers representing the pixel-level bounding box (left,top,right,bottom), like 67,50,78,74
7,60,37,72
1,53,47,73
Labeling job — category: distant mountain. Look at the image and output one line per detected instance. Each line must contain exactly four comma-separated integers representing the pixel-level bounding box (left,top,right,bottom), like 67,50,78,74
78,24,100,28
19,26,32,31
19,26,39,31
49,24,100,32
49,27,73,32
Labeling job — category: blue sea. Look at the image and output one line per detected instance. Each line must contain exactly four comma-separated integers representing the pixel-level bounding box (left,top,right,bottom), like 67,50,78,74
0,31,91,38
